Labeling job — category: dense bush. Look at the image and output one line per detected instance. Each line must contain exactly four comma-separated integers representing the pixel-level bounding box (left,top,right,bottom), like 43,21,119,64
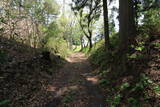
88,33,119,70
45,37,71,58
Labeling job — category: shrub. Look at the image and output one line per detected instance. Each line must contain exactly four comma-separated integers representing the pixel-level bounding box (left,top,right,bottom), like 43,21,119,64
45,37,70,58
0,50,8,64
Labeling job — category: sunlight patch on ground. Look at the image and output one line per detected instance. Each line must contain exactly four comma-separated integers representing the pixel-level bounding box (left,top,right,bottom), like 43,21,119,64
46,85,79,97
46,85,57,92
86,76,99,84
56,85,79,97
66,53,87,63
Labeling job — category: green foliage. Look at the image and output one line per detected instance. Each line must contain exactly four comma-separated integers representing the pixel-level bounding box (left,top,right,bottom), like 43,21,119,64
128,41,146,59
106,94,122,107
135,46,145,52
44,0,59,14
109,33,119,49
127,53,138,59
62,96,73,104
68,90,78,96
45,37,70,58
104,74,153,106
43,22,61,41
127,97,140,107
99,79,110,87
1,0,60,48
131,74,153,92
142,9,160,27
140,8,160,35
0,50,8,64
25,0,59,23
56,15,82,50
89,33,119,70
73,46,81,52
0,100,11,106
152,42,160,48
154,85,160,96
62,90,78,105
99,70,110,77
88,40,105,65
91,46,106,65
128,53,145,59
71,0,102,49
112,94,122,106
41,14,82,57
131,41,145,52
47,68,55,73
120,82,130,90
81,46,90,54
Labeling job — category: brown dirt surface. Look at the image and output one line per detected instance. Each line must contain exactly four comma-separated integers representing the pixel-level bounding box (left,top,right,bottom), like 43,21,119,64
46,53,106,107
0,37,106,107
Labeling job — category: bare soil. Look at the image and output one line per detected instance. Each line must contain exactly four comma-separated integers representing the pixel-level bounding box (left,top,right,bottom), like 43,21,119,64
0,37,106,107
46,53,106,107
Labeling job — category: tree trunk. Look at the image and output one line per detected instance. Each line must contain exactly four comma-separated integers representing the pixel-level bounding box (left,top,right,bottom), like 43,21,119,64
103,0,110,51
119,0,135,72
88,37,92,50
134,0,139,26
80,36,84,50
88,28,93,50
119,0,135,50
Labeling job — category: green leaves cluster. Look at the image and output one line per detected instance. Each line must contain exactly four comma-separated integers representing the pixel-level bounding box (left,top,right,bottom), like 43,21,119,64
0,100,11,106
106,94,122,107
0,50,8,64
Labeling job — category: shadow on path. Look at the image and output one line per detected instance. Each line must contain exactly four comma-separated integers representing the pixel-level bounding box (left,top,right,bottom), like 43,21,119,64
46,53,106,107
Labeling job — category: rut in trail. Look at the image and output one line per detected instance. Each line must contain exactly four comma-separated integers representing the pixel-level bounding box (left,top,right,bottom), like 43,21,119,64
46,52,106,107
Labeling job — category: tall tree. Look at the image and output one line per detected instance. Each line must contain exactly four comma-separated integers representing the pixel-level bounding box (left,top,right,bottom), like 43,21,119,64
0,0,59,48
119,0,136,72
72,0,102,50
103,0,110,50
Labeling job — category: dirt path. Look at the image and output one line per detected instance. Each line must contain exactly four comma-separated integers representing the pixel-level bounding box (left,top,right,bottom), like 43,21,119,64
46,53,106,107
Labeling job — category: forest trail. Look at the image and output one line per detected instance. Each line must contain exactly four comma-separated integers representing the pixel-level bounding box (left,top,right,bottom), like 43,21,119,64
46,53,106,107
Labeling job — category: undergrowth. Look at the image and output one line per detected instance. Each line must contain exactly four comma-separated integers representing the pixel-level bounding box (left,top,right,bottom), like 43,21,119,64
86,24,160,106
45,37,71,58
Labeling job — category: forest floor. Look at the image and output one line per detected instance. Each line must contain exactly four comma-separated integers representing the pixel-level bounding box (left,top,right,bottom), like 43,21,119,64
0,37,105,107
46,53,106,107
0,34,159,106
